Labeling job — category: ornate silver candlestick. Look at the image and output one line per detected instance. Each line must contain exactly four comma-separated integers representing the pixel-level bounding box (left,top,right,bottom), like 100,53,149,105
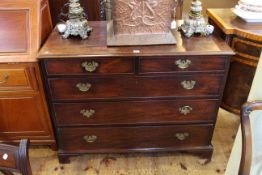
179,0,214,37
62,0,92,39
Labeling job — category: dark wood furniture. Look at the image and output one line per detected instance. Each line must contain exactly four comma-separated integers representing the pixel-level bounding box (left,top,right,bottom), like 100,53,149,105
240,101,262,175
0,0,56,148
0,139,32,175
207,8,262,114
38,21,234,163
48,0,184,25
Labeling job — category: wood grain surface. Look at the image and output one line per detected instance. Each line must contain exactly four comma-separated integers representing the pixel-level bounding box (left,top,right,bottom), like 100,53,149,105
207,9,262,42
26,109,239,175
58,125,213,153
53,99,219,126
48,74,224,101
38,21,234,58
44,57,135,75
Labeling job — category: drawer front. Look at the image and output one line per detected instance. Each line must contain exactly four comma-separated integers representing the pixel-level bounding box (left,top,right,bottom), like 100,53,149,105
139,56,227,73
44,57,135,75
49,74,223,100
59,125,213,152
232,38,262,59
0,66,35,91
54,99,219,126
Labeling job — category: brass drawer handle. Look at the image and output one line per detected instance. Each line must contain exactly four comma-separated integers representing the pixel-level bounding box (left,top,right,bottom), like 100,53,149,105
179,106,193,115
0,74,9,84
181,80,196,90
83,135,97,143
76,83,92,92
175,59,191,69
175,132,189,141
81,61,99,72
80,109,95,118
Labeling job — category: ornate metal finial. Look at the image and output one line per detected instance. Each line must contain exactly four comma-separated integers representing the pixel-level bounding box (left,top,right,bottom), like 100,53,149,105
179,0,214,37
61,0,92,39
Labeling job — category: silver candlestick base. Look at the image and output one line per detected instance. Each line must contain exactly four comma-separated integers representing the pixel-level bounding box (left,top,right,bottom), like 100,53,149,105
179,0,214,37
62,19,92,39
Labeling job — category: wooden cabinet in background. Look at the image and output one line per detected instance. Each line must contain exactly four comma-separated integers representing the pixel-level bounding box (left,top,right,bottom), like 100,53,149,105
0,0,55,148
207,9,262,114
0,63,55,147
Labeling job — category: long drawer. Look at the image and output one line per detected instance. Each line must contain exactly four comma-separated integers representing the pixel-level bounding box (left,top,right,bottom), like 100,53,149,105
53,99,219,126
139,56,227,73
58,124,213,153
44,57,135,76
48,74,224,100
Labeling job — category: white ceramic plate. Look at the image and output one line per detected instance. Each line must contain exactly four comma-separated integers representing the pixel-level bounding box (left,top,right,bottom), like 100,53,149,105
240,0,262,7
232,8,262,23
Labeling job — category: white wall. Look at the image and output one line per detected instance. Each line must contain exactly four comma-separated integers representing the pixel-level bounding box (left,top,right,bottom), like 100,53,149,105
225,52,262,175
248,57,262,100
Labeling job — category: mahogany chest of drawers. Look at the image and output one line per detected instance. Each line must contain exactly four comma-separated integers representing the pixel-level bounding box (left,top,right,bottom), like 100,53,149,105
38,21,234,163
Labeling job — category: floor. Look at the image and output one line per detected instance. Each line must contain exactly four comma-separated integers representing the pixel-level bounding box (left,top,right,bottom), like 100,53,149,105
16,108,239,175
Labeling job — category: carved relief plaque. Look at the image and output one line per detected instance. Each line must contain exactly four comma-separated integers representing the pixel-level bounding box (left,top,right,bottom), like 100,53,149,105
107,0,177,46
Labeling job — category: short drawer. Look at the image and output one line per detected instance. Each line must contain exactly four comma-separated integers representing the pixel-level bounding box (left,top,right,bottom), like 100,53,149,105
53,99,219,126
44,57,135,75
48,74,224,100
139,56,227,73
58,124,213,153
0,64,35,91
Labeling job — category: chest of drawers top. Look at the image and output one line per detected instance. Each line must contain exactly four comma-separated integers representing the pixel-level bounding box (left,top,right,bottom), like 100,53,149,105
38,21,234,59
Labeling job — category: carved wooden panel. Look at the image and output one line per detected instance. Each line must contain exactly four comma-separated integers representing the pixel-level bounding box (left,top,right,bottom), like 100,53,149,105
0,10,28,53
111,0,175,34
